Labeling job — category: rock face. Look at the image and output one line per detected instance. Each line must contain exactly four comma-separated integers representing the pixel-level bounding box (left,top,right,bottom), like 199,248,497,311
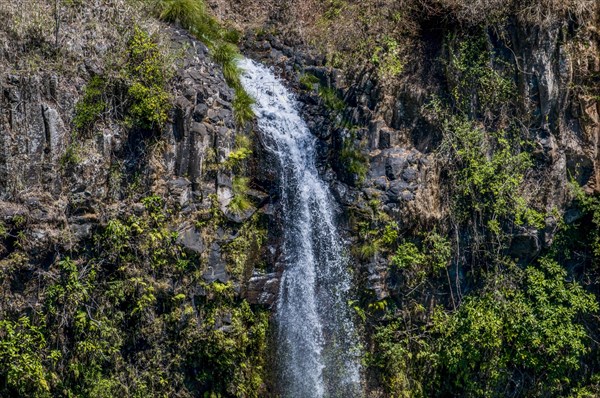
1,1,599,396
0,23,280,297
241,14,599,255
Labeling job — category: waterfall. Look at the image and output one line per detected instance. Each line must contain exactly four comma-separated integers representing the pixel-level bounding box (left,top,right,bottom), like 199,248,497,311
239,58,363,398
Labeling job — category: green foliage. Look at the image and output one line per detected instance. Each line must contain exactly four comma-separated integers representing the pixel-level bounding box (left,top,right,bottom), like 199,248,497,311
232,88,255,127
73,75,106,133
188,287,270,397
319,86,345,111
59,141,80,168
299,73,319,90
371,36,404,80
392,241,426,269
435,106,544,242
155,0,205,28
340,133,368,184
154,0,221,44
0,191,270,397
353,200,402,258
213,42,241,85
571,183,600,258
229,176,253,215
154,0,255,127
0,316,50,397
446,33,515,120
223,213,267,278
73,25,172,135
224,134,252,169
371,318,428,398
433,258,597,396
373,255,597,398
124,26,172,129
391,232,451,286
443,118,529,218
222,27,241,44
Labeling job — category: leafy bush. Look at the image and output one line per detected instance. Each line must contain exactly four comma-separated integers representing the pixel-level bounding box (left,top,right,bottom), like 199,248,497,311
59,141,80,168
229,176,253,215
73,75,106,134
319,86,345,111
73,25,172,134
124,26,172,129
445,33,515,122
299,73,319,90
0,317,51,397
373,255,597,398
224,134,253,169
371,36,404,80
433,258,597,397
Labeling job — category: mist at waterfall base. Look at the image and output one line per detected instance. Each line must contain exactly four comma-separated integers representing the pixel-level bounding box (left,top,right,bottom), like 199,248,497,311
239,58,363,398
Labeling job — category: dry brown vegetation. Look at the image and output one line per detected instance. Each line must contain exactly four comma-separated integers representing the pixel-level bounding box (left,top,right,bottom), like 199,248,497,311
209,0,598,87
0,0,163,75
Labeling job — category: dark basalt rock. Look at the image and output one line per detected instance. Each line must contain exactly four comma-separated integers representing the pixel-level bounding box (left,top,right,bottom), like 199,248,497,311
244,272,280,306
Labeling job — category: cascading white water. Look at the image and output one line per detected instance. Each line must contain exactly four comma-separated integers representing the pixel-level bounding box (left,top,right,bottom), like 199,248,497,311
239,58,363,398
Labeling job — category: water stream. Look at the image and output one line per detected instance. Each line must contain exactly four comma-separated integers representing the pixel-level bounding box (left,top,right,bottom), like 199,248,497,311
239,58,362,398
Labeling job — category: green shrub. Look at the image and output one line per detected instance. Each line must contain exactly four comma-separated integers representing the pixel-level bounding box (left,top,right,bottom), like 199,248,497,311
224,134,252,169
436,109,544,235
73,75,106,133
392,242,426,269
445,33,515,121
0,317,51,397
319,86,345,111
371,36,404,80
391,232,451,287
124,26,172,129
222,27,241,44
229,176,253,215
340,134,368,184
433,257,597,396
299,73,319,90
59,142,80,168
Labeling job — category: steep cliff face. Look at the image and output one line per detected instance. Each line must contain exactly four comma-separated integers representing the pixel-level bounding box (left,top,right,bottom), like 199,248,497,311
0,1,279,396
2,0,600,397
211,0,600,396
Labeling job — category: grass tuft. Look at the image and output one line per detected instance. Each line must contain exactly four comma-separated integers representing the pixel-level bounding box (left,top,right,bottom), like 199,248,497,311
229,176,253,214
232,89,255,126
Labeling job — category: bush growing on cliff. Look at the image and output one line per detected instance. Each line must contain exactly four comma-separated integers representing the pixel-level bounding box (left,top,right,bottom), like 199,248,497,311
372,255,597,397
73,76,107,134
0,316,50,397
124,26,172,129
0,192,270,397
319,86,345,111
431,33,545,260
340,133,368,184
72,25,172,133
232,86,256,126
229,176,253,215
432,257,597,396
